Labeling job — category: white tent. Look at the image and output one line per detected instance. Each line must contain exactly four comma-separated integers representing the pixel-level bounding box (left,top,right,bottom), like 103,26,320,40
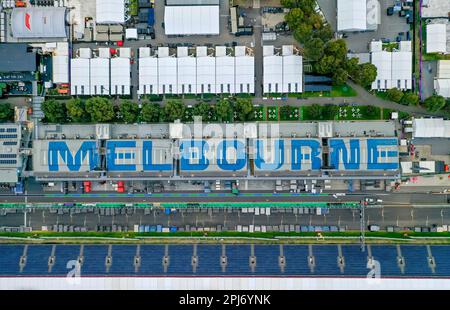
90,58,110,95
392,51,412,90
164,6,219,35
263,55,283,94
427,24,447,54
70,58,90,95
96,0,125,24
110,58,130,95
177,53,197,94
235,49,255,94
138,57,158,95
158,57,177,94
52,55,69,84
337,0,367,32
371,42,413,91
216,55,235,94
438,60,450,78
435,79,450,98
196,49,216,94
282,55,302,93
371,51,392,90
413,118,450,138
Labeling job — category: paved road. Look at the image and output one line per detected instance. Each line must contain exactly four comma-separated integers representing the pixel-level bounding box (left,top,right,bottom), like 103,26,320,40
0,191,447,205
2,205,450,232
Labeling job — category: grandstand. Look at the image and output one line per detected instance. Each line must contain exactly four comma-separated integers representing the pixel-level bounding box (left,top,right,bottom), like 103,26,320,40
0,244,447,277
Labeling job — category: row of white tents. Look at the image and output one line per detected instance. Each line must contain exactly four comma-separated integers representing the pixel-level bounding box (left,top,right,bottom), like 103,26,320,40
70,48,131,96
138,46,255,95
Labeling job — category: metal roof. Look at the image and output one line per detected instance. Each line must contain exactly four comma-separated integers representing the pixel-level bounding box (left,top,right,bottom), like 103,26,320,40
11,7,67,38
164,5,219,35
0,44,36,72
96,0,125,24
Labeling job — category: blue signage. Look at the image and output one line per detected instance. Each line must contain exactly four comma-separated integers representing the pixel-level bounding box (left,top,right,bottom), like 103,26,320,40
45,138,399,173
48,141,99,172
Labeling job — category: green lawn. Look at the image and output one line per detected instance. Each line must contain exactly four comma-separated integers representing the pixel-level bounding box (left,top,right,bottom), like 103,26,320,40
298,84,357,98
252,106,265,121
280,106,300,121
2,230,450,243
266,106,278,121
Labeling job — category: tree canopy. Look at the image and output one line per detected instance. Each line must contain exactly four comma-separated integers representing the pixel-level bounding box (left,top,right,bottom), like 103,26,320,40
424,95,447,112
119,100,139,124
42,99,67,123
85,97,115,122
0,103,13,122
163,100,185,122
141,102,162,123
66,98,87,123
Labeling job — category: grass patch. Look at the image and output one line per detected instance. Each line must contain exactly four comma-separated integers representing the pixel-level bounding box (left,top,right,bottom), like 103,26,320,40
252,106,265,121
298,84,357,98
266,106,278,121
335,106,381,121
3,231,450,244
280,106,300,121
422,53,450,61
330,85,357,97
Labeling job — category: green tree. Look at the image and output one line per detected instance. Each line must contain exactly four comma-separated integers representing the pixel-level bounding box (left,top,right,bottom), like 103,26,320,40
141,102,162,122
234,98,253,121
66,98,86,123
424,95,447,112
163,100,185,122
386,88,404,103
192,101,212,121
119,100,139,123
351,63,378,88
0,103,13,122
332,68,348,86
85,97,115,122
304,37,325,61
42,99,67,123
401,92,419,106
215,99,232,121
307,104,322,120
